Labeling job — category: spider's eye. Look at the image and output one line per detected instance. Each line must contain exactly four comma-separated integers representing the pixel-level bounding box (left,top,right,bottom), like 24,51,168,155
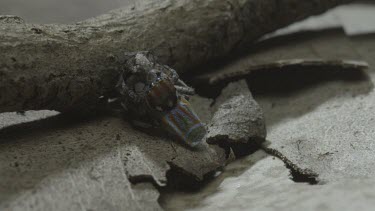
147,69,159,83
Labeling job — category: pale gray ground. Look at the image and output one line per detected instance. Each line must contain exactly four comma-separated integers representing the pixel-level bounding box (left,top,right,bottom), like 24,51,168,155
164,151,375,211
2,1,375,211
253,31,375,183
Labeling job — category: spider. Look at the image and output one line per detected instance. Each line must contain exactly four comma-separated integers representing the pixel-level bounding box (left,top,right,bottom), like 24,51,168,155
115,52,206,147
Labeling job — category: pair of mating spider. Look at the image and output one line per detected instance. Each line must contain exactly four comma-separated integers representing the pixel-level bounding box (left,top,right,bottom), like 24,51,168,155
114,52,206,147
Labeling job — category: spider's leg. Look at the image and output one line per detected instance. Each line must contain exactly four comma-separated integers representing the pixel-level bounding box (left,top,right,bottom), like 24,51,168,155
163,65,179,83
176,78,188,87
175,85,195,96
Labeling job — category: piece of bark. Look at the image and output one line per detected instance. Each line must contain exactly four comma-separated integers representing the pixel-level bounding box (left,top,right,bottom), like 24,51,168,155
241,30,375,183
207,80,266,147
0,0,352,113
197,59,369,85
208,94,265,143
0,114,226,210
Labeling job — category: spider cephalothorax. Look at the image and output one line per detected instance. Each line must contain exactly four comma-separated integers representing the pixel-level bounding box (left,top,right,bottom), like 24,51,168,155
117,52,205,147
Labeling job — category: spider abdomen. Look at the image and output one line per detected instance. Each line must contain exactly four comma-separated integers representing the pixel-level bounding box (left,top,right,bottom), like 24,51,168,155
146,79,177,111
160,97,206,147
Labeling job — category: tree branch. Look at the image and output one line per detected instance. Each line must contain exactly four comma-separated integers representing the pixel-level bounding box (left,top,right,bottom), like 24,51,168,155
0,0,352,113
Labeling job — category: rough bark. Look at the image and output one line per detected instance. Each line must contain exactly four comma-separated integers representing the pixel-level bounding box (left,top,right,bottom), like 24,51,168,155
0,0,352,113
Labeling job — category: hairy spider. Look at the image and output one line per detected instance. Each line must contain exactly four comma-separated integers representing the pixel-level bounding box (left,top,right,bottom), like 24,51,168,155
115,52,206,147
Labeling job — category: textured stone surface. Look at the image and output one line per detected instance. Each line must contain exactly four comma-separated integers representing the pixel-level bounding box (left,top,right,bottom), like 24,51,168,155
0,114,226,210
255,31,375,183
186,150,375,211
162,29,375,211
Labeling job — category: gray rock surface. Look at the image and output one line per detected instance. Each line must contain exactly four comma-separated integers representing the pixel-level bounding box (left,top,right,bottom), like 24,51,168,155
195,29,375,182
186,150,375,211
0,117,163,211
0,114,226,210
255,31,375,183
162,30,375,211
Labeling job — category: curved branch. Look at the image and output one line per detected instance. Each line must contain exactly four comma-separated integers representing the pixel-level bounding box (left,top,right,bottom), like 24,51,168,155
0,0,351,112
